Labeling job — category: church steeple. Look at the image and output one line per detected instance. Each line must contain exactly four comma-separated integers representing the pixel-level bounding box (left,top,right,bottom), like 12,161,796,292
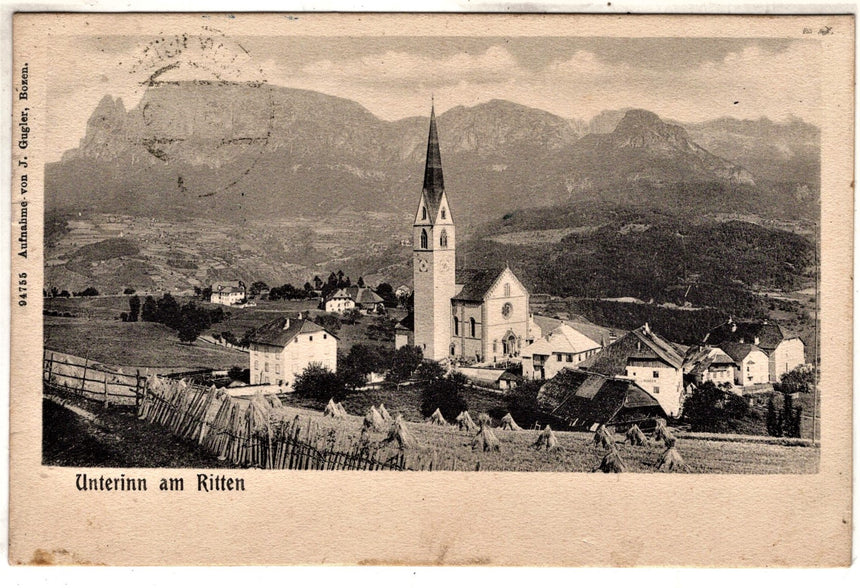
422,104,445,215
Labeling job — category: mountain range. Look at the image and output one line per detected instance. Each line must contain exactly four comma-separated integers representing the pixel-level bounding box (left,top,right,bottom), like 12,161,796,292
47,82,819,226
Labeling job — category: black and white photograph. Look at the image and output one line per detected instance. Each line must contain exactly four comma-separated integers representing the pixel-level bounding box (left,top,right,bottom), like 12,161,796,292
9,12,853,567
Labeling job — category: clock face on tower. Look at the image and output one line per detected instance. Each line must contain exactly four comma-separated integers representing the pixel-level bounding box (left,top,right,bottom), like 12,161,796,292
418,258,429,272
502,302,513,319
440,259,450,271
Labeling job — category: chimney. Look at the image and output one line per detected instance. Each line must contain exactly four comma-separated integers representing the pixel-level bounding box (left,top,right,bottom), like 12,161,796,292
731,322,737,333
754,336,760,345
283,318,290,330
643,322,651,335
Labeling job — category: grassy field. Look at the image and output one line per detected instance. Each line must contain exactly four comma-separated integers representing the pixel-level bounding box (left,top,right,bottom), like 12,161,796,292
234,392,820,473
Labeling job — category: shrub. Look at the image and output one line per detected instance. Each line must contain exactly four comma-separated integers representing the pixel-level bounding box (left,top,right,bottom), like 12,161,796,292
388,345,423,383
682,381,752,433
419,372,469,422
293,363,348,402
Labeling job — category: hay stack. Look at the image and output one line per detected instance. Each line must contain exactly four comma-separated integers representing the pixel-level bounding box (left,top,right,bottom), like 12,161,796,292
378,403,392,422
533,425,559,451
335,402,348,418
594,447,626,473
428,408,448,426
472,424,501,452
455,411,477,432
625,424,647,446
657,447,687,472
477,412,492,426
362,406,386,431
593,424,615,450
499,413,522,431
654,421,676,448
385,415,415,449
324,398,343,418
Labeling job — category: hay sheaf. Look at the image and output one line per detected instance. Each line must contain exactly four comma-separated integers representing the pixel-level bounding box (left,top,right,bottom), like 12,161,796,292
594,448,626,473
593,425,615,450
533,425,559,451
625,424,648,446
428,408,448,426
499,413,522,431
657,447,687,472
455,411,477,432
378,403,392,422
385,415,415,449
472,424,501,452
362,406,387,432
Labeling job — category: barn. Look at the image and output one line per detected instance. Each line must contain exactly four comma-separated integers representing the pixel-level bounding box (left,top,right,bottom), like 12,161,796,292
537,368,667,432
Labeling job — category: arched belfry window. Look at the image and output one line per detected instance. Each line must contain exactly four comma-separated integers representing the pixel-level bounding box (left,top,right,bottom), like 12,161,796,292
504,283,511,297
420,229,428,249
453,316,459,335
470,317,476,338
441,208,446,219
421,206,427,220
440,229,448,248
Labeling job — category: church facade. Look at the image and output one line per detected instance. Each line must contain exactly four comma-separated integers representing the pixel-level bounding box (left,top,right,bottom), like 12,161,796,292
398,105,531,364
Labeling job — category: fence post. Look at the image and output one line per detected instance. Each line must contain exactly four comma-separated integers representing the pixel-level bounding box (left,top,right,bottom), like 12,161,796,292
103,371,110,409
80,358,89,399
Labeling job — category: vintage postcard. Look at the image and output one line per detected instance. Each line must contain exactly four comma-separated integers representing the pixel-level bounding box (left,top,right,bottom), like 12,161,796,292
9,12,853,566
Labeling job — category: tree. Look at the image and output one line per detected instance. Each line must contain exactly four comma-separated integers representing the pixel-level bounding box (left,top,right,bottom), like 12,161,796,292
415,360,446,383
156,293,181,328
782,393,803,438
227,366,248,383
178,321,202,344
128,295,141,322
75,286,99,297
779,364,816,396
365,315,396,341
141,296,157,321
123,287,136,295
249,281,269,297
50,286,59,297
120,312,129,322
342,307,363,325
388,346,423,383
766,395,781,437
315,313,342,334
375,282,398,308
682,381,751,433
419,372,469,421
506,381,544,429
293,363,347,402
357,276,365,287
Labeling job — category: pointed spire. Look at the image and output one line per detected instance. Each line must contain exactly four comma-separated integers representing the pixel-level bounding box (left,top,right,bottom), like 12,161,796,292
422,102,445,210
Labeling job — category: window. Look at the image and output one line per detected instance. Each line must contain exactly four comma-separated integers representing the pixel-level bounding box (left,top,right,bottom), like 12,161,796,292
441,207,446,219
255,360,259,370
653,386,660,394
440,229,448,248
323,334,327,339
504,283,511,297
453,316,459,335
566,354,573,362
309,336,313,341
420,229,428,249
421,206,427,220
556,353,563,362
264,362,269,372
493,340,497,352
470,318,476,338
653,371,659,378
275,364,280,374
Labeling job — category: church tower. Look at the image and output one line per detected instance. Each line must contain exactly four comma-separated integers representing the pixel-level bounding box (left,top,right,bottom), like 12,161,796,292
413,104,456,362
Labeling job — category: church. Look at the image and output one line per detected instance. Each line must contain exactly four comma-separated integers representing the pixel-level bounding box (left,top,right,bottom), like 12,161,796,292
395,104,531,364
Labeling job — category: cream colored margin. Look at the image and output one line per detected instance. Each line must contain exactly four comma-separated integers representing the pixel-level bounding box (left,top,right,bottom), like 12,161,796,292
9,13,853,566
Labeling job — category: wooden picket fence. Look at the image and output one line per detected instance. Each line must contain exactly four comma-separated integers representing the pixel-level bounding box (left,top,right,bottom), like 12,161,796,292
43,350,144,407
136,376,459,471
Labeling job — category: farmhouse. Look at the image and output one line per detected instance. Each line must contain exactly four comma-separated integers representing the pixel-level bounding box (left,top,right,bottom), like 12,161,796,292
248,315,338,388
704,318,805,382
323,289,355,314
521,322,602,380
683,346,736,387
579,323,685,417
397,103,531,363
210,281,245,306
718,342,770,387
537,368,667,432
344,286,385,313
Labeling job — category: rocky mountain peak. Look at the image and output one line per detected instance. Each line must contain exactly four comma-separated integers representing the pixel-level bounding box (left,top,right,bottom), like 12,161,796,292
610,108,691,149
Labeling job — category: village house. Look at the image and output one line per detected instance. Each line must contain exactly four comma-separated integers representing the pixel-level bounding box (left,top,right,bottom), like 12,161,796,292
579,323,685,417
521,322,602,380
396,104,532,364
248,314,338,388
394,312,414,349
719,342,770,387
323,289,355,314
344,286,385,313
683,346,736,388
704,318,805,382
537,368,667,432
209,281,246,306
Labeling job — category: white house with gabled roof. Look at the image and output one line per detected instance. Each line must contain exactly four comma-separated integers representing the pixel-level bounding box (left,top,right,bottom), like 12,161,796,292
248,314,338,388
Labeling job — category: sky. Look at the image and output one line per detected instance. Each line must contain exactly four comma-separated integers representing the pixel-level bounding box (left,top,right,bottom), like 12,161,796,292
45,34,821,163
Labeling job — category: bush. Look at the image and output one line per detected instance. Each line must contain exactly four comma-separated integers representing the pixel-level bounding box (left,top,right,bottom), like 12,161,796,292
315,313,342,334
419,372,469,422
227,366,249,384
682,381,752,433
123,287,136,295
293,363,348,402
74,286,99,297
388,345,423,383
505,381,544,429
